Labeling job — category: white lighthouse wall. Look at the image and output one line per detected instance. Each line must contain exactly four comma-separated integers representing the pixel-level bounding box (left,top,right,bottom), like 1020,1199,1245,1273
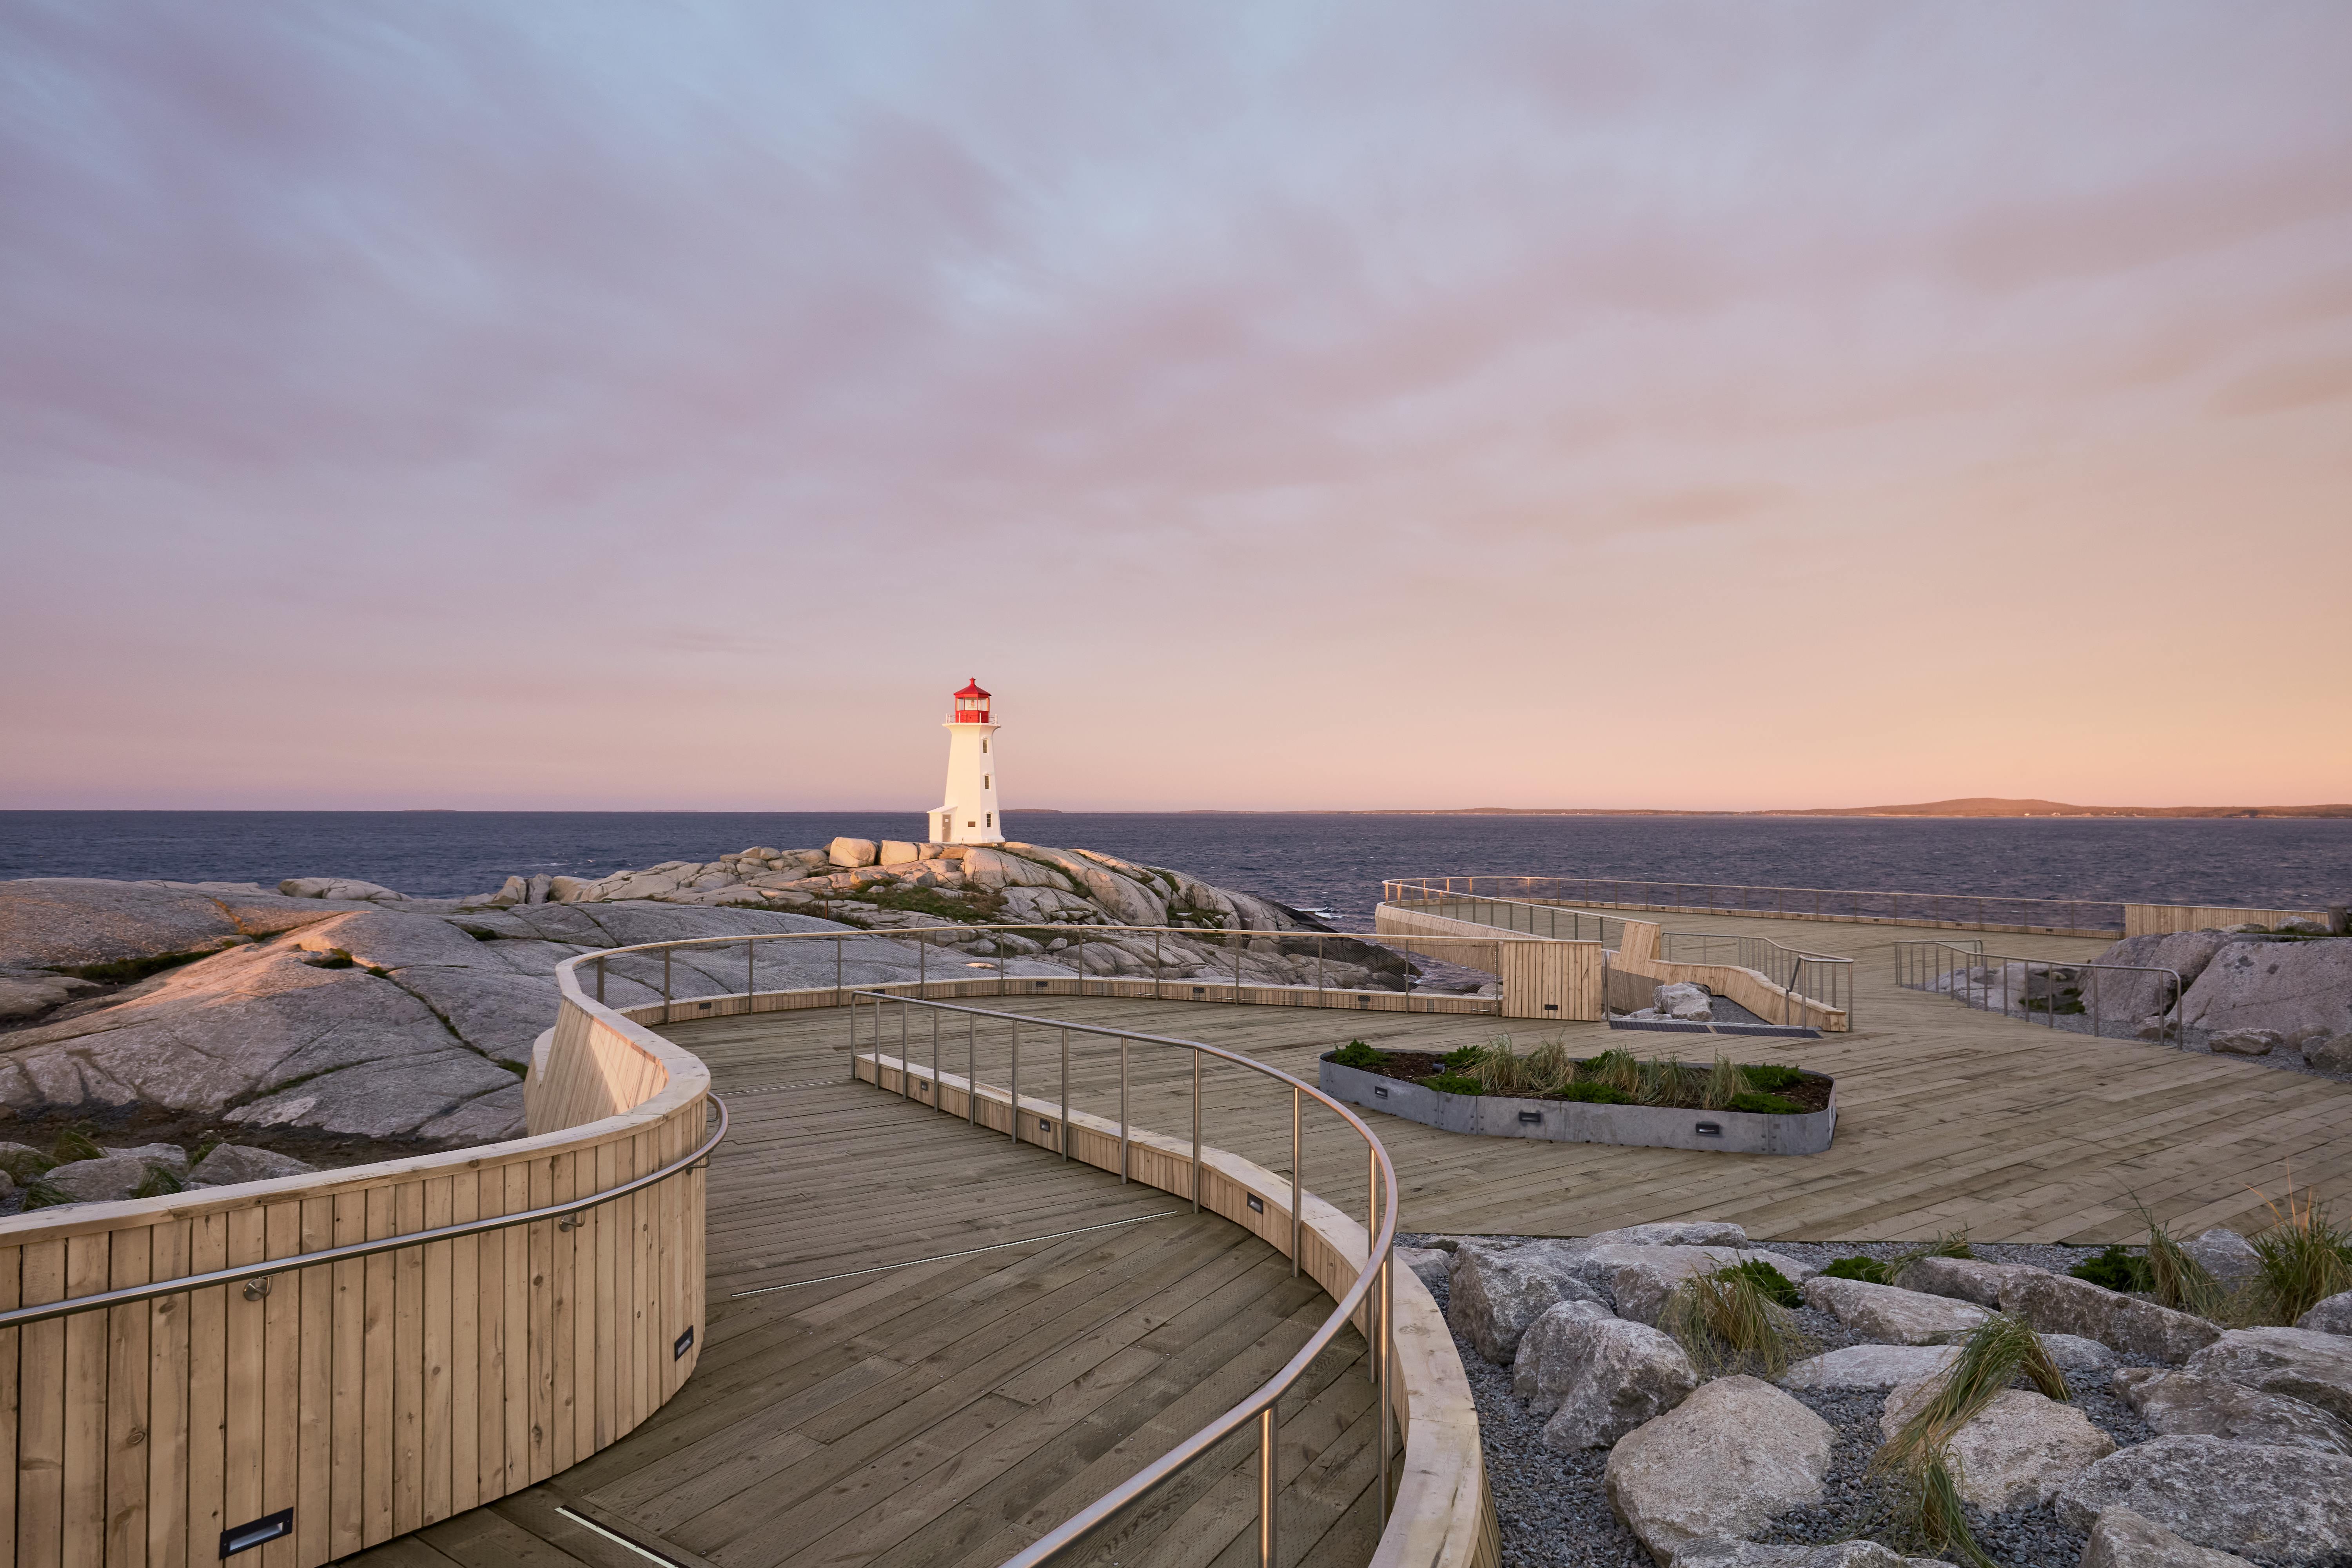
933,722,1004,844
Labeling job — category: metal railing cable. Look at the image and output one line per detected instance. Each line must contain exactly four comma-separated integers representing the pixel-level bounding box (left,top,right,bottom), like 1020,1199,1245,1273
844,989,1399,1568
0,1093,728,1332
1384,875,2127,938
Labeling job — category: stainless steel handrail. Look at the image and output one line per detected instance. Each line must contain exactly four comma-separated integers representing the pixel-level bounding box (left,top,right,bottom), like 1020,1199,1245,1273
581,922,1505,1015
844,989,1398,1568
0,1093,728,1332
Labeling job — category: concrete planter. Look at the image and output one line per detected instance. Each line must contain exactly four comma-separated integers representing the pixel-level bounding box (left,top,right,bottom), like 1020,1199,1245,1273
1317,1053,1837,1156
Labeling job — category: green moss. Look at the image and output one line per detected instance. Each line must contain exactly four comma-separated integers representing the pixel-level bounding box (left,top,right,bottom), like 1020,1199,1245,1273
1331,1041,1383,1070
365,965,393,978
1418,1073,1483,1096
1713,1258,1802,1308
1822,1255,1895,1285
2071,1244,2153,1293
1440,1044,1489,1071
1726,1091,1806,1114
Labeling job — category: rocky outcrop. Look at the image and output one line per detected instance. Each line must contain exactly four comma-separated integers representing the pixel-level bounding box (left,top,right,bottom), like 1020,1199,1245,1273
2111,1367,2352,1454
1999,1270,2222,1362
1878,1382,2114,1510
190,1143,316,1185
2184,1327,2352,1424
1449,1242,1608,1363
2176,939,2352,1042
2086,932,2243,1022
1511,1305,1698,1450
2309,1033,2352,1073
2207,1029,2279,1056
1679,1543,1943,1568
2079,1507,2259,1568
2055,1437,2352,1561
2299,1291,2352,1336
1798,1276,1986,1345
1603,1376,1834,1564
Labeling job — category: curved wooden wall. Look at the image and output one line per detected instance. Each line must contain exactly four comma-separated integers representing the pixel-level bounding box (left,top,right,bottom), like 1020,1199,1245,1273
0,967,707,1568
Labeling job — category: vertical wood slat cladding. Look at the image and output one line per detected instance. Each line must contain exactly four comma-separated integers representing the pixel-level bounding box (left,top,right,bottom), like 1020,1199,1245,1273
2123,902,2329,936
0,975,708,1568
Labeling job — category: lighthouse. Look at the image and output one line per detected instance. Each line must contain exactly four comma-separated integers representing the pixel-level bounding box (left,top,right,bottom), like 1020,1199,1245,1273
927,678,1005,845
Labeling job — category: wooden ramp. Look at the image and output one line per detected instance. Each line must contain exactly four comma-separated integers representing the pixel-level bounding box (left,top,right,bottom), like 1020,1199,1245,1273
343,1020,1385,1568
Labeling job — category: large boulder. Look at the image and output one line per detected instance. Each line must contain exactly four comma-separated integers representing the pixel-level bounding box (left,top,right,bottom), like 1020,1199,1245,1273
1892,1255,2041,1306
2086,932,2243,1023
1603,1376,1834,1564
2080,1507,2260,1568
1577,1244,1818,1326
1654,982,1713,1022
1878,1383,2114,1510
2177,939,2352,1042
1448,1243,1608,1363
2041,1332,2119,1373
278,877,408,902
2182,1228,2261,1289
2055,1437,2352,1561
41,1154,175,1205
1999,1270,2222,1362
2207,1029,2279,1056
2308,1034,2352,1073
1798,1276,1987,1345
2110,1368,2352,1455
1782,1344,1959,1391
2299,1291,2352,1336
1510,1305,1698,1450
826,838,879,868
0,971,101,1021
2184,1327,2352,1424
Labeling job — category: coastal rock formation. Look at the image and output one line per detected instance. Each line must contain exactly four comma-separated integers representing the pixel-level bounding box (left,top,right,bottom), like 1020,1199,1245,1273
2054,1437,2352,1561
1,848,1336,1156
2175,940,2352,1042
1602,1376,1835,1563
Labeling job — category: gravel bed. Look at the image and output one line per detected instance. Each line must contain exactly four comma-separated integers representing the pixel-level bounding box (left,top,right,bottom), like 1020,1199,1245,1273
1403,1233,2180,1568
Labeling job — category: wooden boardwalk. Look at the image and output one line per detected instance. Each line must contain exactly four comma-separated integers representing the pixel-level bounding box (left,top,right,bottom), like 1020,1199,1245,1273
669,911,2349,1248
345,1016,1386,1568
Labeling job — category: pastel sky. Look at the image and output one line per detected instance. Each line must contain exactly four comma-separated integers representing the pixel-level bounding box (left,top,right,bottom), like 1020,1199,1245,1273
5,3,2348,811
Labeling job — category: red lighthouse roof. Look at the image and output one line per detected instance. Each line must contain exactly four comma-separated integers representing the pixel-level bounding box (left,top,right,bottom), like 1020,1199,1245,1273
954,678,990,700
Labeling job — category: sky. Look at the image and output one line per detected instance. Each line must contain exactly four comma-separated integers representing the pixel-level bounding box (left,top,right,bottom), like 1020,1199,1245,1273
4,2,2348,812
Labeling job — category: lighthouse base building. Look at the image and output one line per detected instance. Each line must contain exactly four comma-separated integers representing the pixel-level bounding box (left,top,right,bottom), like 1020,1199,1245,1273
928,678,1005,845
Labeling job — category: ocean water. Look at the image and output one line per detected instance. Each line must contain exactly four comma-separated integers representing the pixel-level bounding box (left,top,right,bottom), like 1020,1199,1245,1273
3,811,2348,930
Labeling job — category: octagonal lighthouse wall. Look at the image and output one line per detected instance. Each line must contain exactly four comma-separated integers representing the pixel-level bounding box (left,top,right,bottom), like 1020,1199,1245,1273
928,676,1005,844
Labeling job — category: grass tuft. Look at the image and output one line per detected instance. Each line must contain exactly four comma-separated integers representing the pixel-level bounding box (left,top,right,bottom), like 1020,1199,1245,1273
1872,1313,2063,1566
53,1128,105,1165
133,1165,184,1199
2245,1174,2352,1324
1822,1255,1895,1285
1661,1262,1812,1377
1700,1055,1757,1111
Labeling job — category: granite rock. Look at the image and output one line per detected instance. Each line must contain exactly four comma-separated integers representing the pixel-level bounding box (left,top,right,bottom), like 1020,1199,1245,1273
2207,1029,2279,1056
42,1154,174,1204
2178,939,2352,1042
2298,1290,2352,1336
2055,1436,2352,1561
1510,1306,1697,1448
1799,1276,1987,1345
1588,1245,1818,1327
189,1143,318,1186
1449,1242,1610,1363
1878,1383,2114,1510
2079,1507,2259,1568
826,838,879,868
2000,1269,2222,1362
2085,932,2243,1022
1583,1221,1752,1249
2182,1227,2261,1289
1679,1543,1944,1568
2040,1332,2119,1372
2184,1326,2352,1424
1893,1255,2041,1307
1781,1344,1959,1391
1603,1376,1834,1565
2110,1367,2352,1454
2308,1034,2352,1073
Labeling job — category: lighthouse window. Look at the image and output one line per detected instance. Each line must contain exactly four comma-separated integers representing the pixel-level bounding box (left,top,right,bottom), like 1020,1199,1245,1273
984,775,990,789
981,739,987,753
986,813,993,828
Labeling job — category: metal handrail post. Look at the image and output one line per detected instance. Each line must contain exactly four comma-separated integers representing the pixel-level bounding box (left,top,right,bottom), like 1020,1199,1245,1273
919,930,927,998
967,1014,977,1125
1154,931,1164,1000
1232,931,1242,1000
900,1006,910,1099
1290,1087,1302,1278
1191,1047,1202,1212
747,937,755,1006
931,1009,941,1098
1060,1027,1070,1160
662,949,671,1023
1377,1239,1393,1522
1119,1038,1130,1184
596,955,606,1004
1257,1404,1279,1568
1367,1143,1378,1382
835,936,843,1004
1009,1017,1020,1143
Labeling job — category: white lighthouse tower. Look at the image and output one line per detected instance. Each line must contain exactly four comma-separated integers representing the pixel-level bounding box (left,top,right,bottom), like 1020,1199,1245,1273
927,678,1005,845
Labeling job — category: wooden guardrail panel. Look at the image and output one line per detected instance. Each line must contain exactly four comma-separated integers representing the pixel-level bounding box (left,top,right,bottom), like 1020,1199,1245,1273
0,973,708,1568
2123,902,2327,937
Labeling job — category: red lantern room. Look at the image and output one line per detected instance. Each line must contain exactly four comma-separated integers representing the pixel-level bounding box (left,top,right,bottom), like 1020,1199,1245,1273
950,678,991,724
